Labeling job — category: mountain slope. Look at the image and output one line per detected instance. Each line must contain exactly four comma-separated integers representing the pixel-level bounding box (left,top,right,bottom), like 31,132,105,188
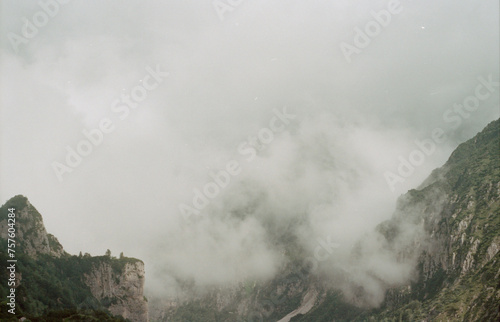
296,118,500,321
0,195,149,321
150,119,499,321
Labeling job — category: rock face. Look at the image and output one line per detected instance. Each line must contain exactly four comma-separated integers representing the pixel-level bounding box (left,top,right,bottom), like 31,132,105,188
85,260,148,322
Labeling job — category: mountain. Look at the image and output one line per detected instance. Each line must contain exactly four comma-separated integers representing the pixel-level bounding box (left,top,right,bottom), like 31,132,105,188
296,119,500,321
149,119,499,321
1,119,498,321
0,195,149,321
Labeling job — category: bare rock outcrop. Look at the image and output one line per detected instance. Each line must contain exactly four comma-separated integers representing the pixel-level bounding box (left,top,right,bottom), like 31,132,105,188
84,260,149,322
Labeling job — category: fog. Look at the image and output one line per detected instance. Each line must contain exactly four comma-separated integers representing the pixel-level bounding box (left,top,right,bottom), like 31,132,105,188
1,0,498,305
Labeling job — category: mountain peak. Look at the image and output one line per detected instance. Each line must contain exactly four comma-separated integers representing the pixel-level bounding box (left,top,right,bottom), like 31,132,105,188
0,195,65,258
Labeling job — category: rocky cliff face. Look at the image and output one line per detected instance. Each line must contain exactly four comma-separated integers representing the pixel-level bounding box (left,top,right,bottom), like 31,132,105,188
85,260,148,322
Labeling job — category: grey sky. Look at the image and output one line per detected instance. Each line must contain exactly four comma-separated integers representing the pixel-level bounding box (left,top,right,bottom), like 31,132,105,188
1,0,498,297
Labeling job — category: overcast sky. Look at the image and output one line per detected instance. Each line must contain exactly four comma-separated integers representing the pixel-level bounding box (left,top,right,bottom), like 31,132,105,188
1,0,499,298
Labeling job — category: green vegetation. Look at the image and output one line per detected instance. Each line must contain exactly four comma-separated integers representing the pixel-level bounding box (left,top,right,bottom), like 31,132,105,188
0,304,127,321
0,249,136,320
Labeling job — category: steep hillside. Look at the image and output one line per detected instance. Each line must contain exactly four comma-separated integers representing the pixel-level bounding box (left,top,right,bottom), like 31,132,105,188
295,119,500,321
0,195,149,322
368,118,500,321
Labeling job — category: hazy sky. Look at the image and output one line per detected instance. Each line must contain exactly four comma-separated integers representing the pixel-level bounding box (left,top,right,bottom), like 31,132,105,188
1,0,499,298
